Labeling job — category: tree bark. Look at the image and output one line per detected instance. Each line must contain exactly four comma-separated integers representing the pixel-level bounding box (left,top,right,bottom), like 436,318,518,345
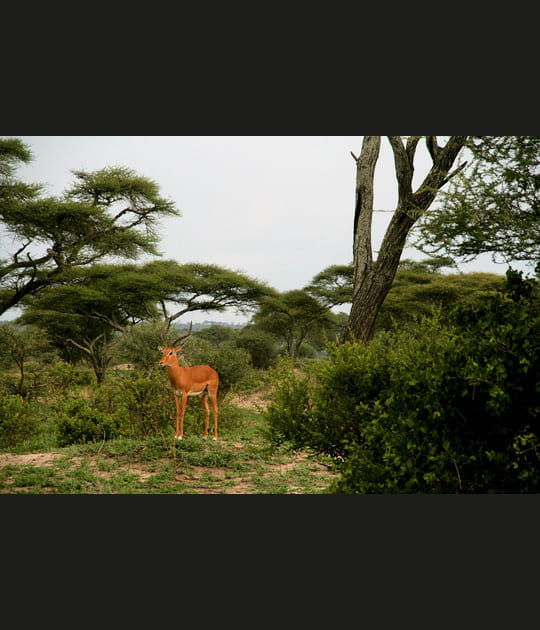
346,136,468,344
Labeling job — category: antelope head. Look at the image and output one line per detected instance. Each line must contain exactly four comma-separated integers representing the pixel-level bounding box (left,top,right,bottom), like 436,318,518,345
158,322,193,367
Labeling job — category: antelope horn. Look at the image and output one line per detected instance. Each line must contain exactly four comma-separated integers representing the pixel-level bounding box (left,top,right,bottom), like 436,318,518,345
171,321,193,347
160,318,172,345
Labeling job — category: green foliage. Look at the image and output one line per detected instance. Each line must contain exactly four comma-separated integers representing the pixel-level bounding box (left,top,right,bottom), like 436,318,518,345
184,337,254,395
116,321,168,371
416,136,540,266
0,323,49,368
377,267,504,332
92,369,172,438
265,357,315,451
303,259,505,336
255,289,334,364
265,271,540,493
0,139,179,316
56,398,123,446
195,325,236,346
305,264,354,308
0,322,55,396
0,394,38,447
42,362,94,391
235,325,279,369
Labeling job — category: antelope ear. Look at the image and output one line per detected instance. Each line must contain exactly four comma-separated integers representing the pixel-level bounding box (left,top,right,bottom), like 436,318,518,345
174,345,183,352
157,345,164,351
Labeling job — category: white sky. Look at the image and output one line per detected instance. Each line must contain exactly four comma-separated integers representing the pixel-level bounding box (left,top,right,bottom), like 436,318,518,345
3,136,533,324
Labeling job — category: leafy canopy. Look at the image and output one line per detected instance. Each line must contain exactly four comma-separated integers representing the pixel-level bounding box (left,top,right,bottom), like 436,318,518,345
0,138,179,315
415,136,540,268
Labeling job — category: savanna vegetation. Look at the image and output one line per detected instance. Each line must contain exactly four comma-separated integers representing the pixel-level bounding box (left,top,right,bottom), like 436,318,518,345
1,136,538,493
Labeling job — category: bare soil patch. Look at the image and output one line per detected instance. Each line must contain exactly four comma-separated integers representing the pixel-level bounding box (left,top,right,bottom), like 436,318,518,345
0,452,63,467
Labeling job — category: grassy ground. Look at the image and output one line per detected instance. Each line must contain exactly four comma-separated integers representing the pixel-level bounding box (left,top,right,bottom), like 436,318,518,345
0,406,338,494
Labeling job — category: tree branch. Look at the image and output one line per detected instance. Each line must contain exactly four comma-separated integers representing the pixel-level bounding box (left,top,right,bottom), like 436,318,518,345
405,136,421,163
67,338,91,354
426,136,440,160
439,160,469,187
387,136,414,204
87,311,126,333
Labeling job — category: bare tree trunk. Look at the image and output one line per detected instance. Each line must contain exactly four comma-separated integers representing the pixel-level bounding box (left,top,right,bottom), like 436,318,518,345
346,136,468,344
68,334,113,385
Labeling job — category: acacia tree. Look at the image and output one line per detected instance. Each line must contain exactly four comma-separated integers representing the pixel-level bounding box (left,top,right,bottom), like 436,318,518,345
305,257,502,335
254,290,334,365
152,260,276,340
0,138,179,316
347,136,468,344
20,260,274,381
19,271,133,384
415,136,540,269
305,264,354,309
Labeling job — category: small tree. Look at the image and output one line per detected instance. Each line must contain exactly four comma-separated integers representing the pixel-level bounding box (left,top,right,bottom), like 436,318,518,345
0,323,52,396
183,336,253,396
305,264,354,309
19,263,161,384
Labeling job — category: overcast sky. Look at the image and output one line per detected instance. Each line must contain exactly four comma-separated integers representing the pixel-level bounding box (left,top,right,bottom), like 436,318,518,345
5,136,530,324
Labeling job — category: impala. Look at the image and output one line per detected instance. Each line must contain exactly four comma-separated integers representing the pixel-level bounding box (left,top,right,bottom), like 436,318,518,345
158,323,219,440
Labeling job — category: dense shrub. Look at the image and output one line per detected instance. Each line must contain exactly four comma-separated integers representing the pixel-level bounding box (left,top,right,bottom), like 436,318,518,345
92,369,172,437
184,337,254,395
235,326,279,370
0,394,39,448
56,398,123,446
42,362,94,393
266,271,539,493
63,367,244,442
115,321,169,371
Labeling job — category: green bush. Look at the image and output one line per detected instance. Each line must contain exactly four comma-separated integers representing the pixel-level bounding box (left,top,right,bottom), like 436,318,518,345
0,394,39,448
184,338,254,395
90,367,245,439
56,398,123,446
265,357,314,450
235,326,279,370
42,361,94,393
265,271,540,493
115,321,170,371
92,369,172,438
0,373,20,397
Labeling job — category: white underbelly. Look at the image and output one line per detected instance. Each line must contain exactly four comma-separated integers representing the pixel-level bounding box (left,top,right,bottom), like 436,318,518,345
175,390,205,397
